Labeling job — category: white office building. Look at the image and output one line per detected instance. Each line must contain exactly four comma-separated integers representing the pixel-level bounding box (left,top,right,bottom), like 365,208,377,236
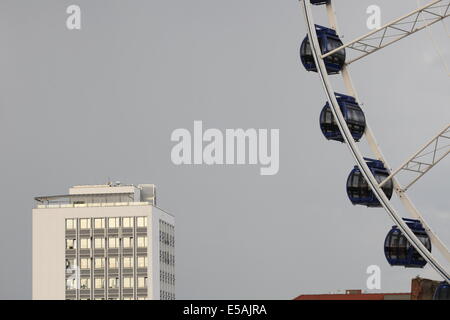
32,183,175,300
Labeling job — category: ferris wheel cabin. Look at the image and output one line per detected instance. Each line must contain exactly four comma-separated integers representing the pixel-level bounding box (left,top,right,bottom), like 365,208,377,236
320,93,366,142
434,282,450,300
346,158,393,207
384,219,431,268
310,0,330,5
300,25,346,74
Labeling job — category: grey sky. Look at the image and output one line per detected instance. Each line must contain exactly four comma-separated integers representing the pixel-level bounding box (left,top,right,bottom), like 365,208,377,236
0,0,448,299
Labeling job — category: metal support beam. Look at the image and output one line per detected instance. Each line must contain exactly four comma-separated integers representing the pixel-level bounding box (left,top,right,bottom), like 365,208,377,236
321,0,450,64
379,124,450,191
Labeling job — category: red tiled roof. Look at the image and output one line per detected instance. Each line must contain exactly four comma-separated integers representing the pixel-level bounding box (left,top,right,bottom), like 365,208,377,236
294,293,410,300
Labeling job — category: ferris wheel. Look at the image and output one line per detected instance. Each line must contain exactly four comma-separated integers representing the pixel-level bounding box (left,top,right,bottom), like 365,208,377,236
299,0,450,298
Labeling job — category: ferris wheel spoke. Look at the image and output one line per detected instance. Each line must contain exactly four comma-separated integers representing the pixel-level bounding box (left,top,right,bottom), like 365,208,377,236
321,0,450,65
379,124,450,192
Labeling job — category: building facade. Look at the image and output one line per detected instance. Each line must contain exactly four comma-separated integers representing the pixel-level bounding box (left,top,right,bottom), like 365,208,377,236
32,183,175,300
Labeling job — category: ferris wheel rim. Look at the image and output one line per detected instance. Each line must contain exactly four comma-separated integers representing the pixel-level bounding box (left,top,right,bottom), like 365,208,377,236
300,0,450,283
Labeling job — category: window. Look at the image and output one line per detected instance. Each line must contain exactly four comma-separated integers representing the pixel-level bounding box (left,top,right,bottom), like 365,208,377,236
65,219,76,230
66,239,76,249
80,258,90,269
94,238,105,249
109,277,119,289
80,278,91,289
65,258,76,269
137,236,147,248
123,237,133,248
419,234,431,250
94,277,105,289
108,217,120,228
398,236,407,260
123,277,134,288
80,238,91,249
108,257,119,269
80,218,91,229
66,278,77,290
94,218,105,229
94,258,104,269
137,256,147,268
108,237,119,248
137,217,147,227
137,277,147,288
123,217,134,228
123,257,133,268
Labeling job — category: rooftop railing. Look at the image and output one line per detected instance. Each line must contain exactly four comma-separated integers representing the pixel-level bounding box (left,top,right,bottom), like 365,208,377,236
35,201,152,209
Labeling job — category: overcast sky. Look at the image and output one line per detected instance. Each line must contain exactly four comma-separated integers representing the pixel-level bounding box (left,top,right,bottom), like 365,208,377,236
0,0,448,299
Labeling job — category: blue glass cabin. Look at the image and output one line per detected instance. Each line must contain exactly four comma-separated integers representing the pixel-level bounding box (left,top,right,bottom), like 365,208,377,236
384,219,431,268
434,282,450,300
346,158,393,207
300,25,346,74
319,93,366,142
310,0,329,5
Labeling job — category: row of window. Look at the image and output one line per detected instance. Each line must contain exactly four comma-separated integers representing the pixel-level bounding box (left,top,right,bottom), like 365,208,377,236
66,236,147,249
66,256,148,269
160,250,175,266
66,217,148,230
160,231,175,247
75,297,148,300
66,276,148,290
161,290,175,300
160,271,175,285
